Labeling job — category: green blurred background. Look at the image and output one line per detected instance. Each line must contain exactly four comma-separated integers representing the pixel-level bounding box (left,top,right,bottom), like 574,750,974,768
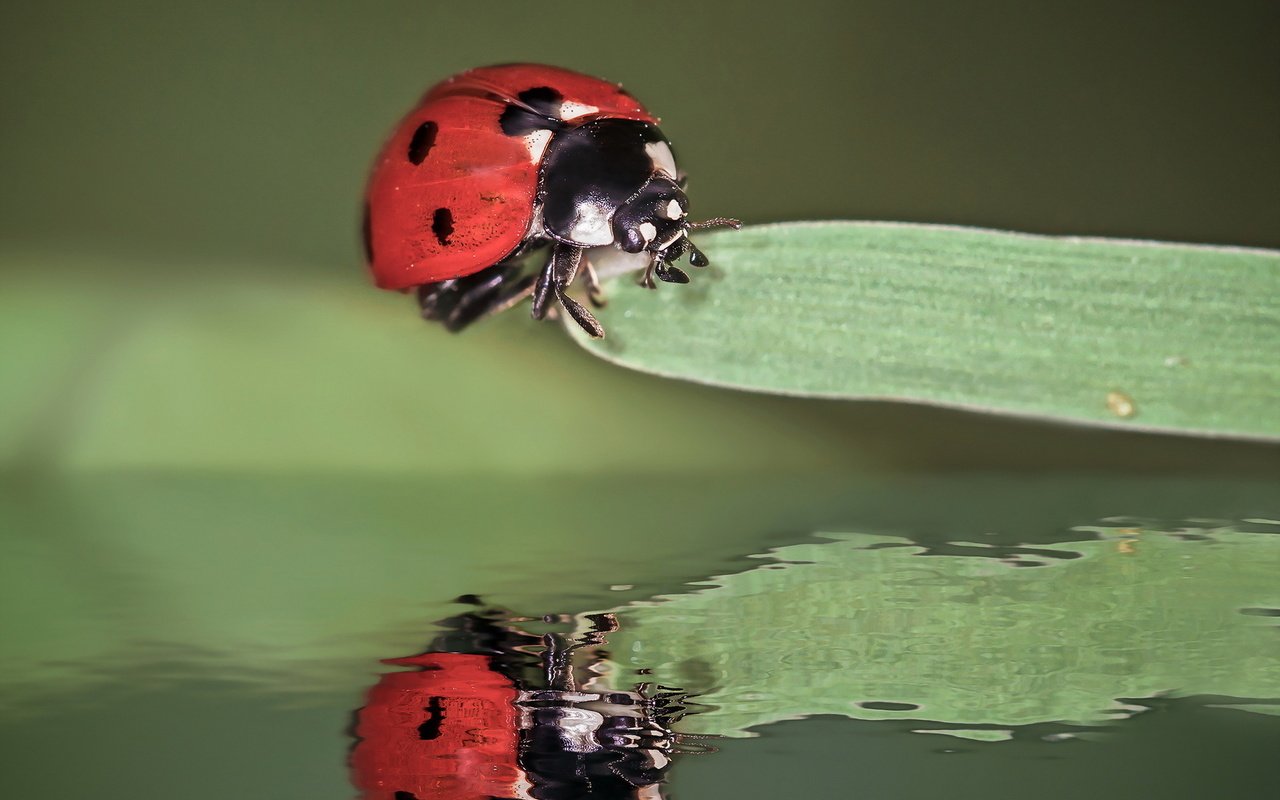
1,2,1279,797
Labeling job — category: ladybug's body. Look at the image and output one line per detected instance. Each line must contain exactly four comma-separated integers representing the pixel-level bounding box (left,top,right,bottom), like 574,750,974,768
363,64,737,337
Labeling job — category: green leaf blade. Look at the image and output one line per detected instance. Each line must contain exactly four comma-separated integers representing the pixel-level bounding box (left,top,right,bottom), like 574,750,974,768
573,222,1280,440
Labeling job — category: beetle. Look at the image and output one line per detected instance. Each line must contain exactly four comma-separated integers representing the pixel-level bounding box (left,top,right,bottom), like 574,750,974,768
362,63,739,337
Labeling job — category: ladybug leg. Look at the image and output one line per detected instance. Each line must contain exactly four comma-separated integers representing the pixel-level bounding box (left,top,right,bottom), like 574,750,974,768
417,263,534,332
442,271,509,329
531,260,556,321
534,243,605,338
480,273,537,319
582,258,607,309
639,251,691,288
531,244,575,320
553,248,605,338
416,279,457,320
638,258,657,290
447,273,536,331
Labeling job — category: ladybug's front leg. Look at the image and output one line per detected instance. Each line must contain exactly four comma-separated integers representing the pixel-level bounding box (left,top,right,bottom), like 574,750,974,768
532,243,604,338
637,253,688,290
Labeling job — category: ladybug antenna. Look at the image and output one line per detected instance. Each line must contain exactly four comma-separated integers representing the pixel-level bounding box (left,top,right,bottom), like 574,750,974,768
678,218,739,269
686,217,742,231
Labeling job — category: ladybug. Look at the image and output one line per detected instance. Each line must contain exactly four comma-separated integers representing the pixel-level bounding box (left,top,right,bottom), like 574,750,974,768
362,63,739,338
350,602,693,799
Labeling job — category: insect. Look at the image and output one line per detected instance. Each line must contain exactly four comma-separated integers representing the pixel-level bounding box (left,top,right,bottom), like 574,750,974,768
362,63,739,338
349,603,691,799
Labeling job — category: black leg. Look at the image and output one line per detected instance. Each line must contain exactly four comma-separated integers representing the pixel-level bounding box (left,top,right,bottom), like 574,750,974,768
416,279,456,320
443,269,509,329
532,243,604,338
417,243,607,336
555,284,604,338
531,260,555,321
417,262,535,333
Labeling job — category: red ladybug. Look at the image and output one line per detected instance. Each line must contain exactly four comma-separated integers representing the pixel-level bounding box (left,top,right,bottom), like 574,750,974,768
362,63,739,337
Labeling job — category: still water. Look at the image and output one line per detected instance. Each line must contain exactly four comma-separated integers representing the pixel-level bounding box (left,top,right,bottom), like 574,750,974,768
2,473,1277,798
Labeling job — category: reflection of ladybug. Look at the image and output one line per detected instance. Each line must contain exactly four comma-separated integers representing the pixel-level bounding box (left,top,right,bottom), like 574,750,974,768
350,605,699,799
362,63,739,337
350,652,523,800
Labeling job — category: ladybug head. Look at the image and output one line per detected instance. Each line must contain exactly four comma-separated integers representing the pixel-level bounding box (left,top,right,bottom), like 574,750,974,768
612,176,740,273
613,176,687,255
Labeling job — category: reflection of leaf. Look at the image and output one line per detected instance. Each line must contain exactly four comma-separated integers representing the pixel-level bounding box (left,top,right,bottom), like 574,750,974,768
608,525,1280,736
573,223,1280,441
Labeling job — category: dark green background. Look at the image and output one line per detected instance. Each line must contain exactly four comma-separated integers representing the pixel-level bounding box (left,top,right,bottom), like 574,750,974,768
3,1,1278,272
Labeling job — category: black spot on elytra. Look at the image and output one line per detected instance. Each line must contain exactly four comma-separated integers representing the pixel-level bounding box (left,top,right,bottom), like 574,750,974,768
407,120,438,164
394,792,418,800
417,696,445,740
518,86,562,116
431,208,454,245
360,202,373,263
499,86,565,137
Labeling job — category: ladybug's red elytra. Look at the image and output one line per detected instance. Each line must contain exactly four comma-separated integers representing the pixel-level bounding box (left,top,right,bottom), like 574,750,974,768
362,63,739,338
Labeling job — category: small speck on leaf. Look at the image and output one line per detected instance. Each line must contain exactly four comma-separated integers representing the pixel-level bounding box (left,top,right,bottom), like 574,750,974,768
1106,390,1137,419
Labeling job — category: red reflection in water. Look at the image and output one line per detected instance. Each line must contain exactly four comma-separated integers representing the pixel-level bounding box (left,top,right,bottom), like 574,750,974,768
351,652,523,799
350,606,698,799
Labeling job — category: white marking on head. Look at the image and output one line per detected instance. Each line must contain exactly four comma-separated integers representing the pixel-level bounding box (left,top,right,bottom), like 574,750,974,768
568,201,614,246
522,130,553,162
644,140,678,178
664,199,685,219
637,221,658,245
558,101,600,120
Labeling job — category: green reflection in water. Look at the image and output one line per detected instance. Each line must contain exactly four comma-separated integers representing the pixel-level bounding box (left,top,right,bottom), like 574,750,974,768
607,523,1280,735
